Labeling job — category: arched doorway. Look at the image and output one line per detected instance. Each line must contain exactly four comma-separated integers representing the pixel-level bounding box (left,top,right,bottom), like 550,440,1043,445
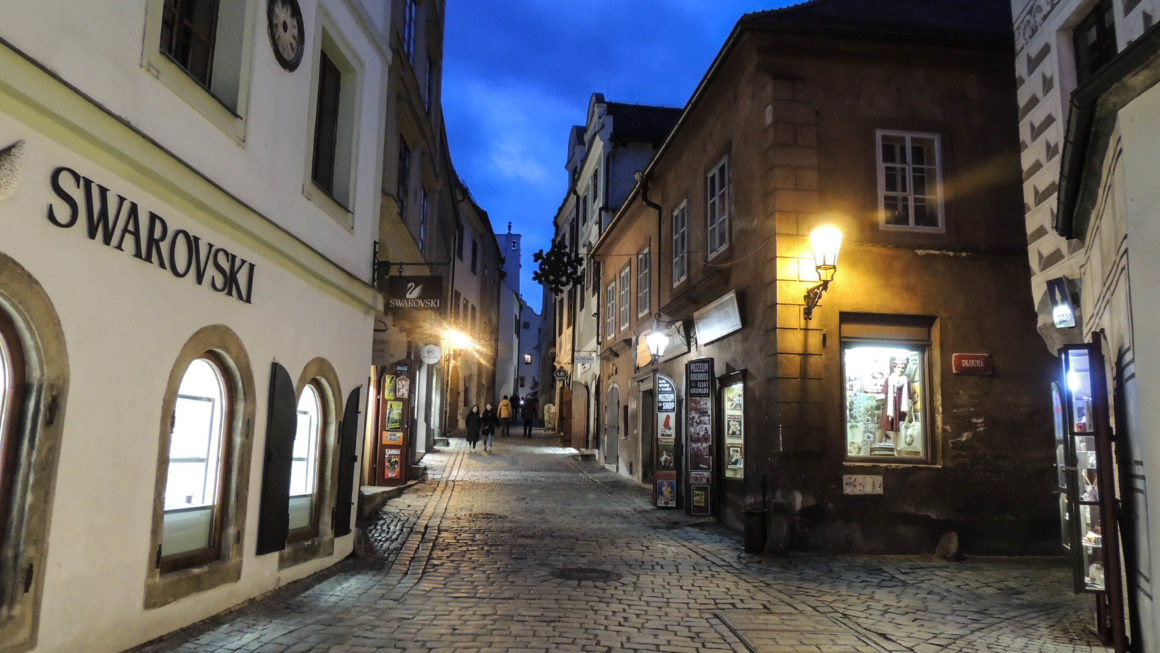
604,385,619,466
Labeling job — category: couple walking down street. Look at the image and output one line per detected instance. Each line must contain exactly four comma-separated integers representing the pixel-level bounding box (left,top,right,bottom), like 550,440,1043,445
465,403,498,452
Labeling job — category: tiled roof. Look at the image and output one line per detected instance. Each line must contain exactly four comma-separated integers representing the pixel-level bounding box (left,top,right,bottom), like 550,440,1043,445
605,103,683,146
742,0,1013,47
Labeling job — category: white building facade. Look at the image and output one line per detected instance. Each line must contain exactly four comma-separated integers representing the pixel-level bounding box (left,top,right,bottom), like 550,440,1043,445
0,1,386,651
1012,0,1160,647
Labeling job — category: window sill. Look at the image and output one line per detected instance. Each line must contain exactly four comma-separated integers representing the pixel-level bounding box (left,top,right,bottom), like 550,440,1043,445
304,182,355,231
278,532,335,570
142,50,247,146
144,557,242,609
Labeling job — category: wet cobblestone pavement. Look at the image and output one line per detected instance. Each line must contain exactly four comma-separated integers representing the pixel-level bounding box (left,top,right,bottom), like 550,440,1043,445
133,431,1111,652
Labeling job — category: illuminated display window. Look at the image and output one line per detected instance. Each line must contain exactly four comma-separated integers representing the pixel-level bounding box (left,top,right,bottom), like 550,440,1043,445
843,344,927,461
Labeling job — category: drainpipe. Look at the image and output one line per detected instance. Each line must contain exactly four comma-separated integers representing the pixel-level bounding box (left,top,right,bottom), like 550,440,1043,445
638,172,662,330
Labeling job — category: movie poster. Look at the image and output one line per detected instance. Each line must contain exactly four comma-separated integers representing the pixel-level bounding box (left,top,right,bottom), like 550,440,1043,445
655,374,679,509
686,360,713,516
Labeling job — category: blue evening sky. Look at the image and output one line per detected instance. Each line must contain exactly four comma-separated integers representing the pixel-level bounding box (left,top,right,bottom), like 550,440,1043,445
442,1,795,313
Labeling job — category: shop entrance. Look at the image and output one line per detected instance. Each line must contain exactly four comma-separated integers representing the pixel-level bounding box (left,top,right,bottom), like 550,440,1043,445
604,385,619,466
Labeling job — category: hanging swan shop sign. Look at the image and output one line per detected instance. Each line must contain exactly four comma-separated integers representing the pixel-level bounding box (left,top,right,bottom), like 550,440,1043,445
385,275,443,311
45,166,256,304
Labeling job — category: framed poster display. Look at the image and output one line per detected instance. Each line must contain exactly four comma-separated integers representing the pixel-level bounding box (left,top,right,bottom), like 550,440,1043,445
686,359,714,516
722,375,744,479
376,360,412,486
655,375,679,508
1056,341,1125,650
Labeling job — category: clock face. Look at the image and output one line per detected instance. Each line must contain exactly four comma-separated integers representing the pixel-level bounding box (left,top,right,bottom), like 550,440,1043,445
267,0,304,71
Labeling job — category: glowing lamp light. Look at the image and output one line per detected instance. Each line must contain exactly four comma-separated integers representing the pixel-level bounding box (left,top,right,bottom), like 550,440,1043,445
803,225,843,320
444,328,474,351
810,225,843,283
646,329,670,359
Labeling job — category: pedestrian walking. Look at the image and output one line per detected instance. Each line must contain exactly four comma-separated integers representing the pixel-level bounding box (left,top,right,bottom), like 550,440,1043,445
465,405,481,451
498,395,513,437
522,396,537,438
510,391,521,424
482,403,498,452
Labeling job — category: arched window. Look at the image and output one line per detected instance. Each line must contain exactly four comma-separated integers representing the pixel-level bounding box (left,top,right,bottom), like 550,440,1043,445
161,356,230,570
288,382,323,536
0,314,25,543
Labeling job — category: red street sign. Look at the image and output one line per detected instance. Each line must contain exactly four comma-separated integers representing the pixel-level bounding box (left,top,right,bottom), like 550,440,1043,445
952,353,992,375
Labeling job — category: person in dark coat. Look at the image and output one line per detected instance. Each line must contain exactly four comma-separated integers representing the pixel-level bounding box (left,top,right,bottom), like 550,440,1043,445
522,396,537,438
481,403,498,452
465,405,482,450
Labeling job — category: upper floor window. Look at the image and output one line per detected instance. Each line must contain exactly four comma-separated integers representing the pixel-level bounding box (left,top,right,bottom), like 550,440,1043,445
308,30,361,219
1074,0,1116,85
419,190,429,251
877,131,943,231
403,0,417,62
470,240,479,274
146,0,252,138
424,53,434,112
288,383,323,537
456,222,464,260
524,354,533,364
637,248,650,318
161,357,230,571
605,282,616,341
311,52,342,197
619,265,631,330
706,156,730,258
161,0,219,88
672,202,688,286
397,140,411,219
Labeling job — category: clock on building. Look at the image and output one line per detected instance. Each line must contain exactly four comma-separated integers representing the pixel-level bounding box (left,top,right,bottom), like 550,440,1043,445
267,0,304,71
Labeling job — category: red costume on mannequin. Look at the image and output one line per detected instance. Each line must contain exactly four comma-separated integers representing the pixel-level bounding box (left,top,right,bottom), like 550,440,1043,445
879,360,912,433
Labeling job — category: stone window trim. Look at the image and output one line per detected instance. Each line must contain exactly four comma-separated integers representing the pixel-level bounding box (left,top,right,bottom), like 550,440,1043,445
279,358,341,569
145,325,255,610
141,0,257,143
605,282,616,342
0,254,70,653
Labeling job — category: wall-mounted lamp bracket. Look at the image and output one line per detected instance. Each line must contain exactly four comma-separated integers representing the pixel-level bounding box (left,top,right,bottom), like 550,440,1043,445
803,280,830,321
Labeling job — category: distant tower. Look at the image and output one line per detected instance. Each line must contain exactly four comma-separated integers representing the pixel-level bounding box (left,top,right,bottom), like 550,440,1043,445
495,226,521,295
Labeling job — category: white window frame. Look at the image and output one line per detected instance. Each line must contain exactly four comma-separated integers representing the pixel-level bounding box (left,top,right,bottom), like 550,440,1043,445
303,14,364,230
619,265,631,330
672,201,688,286
605,282,616,341
875,130,945,232
141,0,257,142
637,248,651,318
706,155,731,258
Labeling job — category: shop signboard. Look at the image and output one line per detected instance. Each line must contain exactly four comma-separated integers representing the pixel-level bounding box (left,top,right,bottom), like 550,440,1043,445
383,275,443,311
686,359,714,516
655,374,678,508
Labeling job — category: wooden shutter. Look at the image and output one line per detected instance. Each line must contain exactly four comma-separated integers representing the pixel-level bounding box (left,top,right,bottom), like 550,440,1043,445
256,362,296,555
333,387,361,537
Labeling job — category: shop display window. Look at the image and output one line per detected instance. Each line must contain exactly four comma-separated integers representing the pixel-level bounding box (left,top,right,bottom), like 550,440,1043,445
289,383,322,534
162,357,229,564
843,344,927,460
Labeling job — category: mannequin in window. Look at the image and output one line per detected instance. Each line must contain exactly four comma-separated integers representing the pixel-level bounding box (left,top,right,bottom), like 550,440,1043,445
877,358,913,447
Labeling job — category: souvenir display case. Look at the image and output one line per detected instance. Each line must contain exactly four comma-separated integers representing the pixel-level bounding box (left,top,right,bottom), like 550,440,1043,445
1055,341,1125,649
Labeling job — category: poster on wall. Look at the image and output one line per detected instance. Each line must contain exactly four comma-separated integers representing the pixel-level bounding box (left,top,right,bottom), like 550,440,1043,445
383,449,402,480
686,359,714,516
655,375,679,509
723,378,744,479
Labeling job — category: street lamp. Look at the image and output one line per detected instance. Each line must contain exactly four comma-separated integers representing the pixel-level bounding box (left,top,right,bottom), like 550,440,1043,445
646,326,670,360
803,225,842,320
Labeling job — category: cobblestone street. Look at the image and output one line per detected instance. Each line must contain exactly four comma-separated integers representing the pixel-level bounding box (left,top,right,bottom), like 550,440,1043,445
135,432,1110,652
